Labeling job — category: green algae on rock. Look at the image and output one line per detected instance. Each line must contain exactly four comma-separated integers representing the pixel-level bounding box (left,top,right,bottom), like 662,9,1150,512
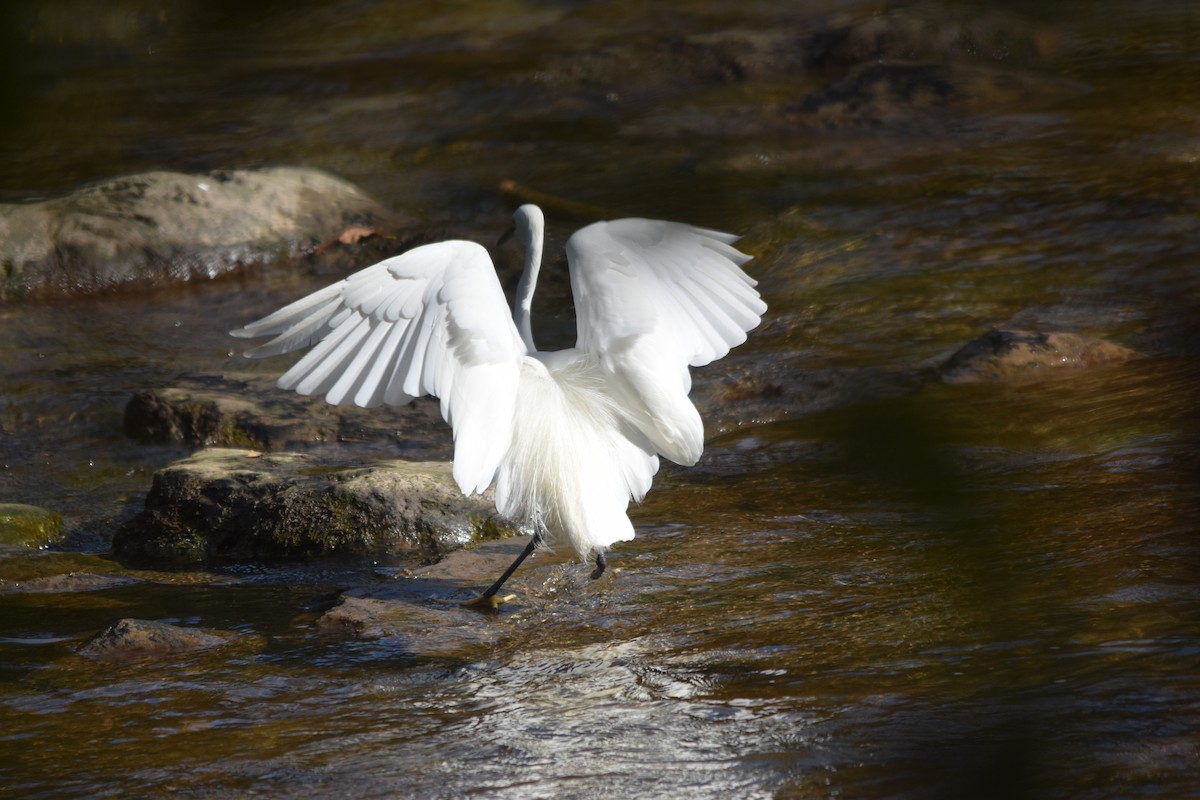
112,448,521,568
0,503,64,548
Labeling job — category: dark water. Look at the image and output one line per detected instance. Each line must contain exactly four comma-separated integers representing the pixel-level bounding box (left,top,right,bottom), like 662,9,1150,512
3,1,1200,798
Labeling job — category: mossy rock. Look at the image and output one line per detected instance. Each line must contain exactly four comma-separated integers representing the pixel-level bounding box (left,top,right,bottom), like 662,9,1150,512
112,448,521,568
124,386,273,449
0,504,65,548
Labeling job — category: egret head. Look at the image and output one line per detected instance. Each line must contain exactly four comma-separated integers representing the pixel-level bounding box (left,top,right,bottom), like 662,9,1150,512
498,204,544,247
512,204,544,247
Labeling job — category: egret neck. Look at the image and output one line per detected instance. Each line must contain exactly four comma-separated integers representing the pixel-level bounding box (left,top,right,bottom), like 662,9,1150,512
511,204,544,353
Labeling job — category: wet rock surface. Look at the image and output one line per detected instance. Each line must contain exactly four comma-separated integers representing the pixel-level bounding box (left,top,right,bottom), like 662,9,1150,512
313,536,564,655
0,503,64,548
112,448,520,569
123,385,273,451
0,572,140,594
79,618,231,662
941,329,1142,383
0,167,392,298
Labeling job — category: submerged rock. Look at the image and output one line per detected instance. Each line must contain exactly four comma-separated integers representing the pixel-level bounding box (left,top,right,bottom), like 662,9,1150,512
79,618,230,662
525,5,1077,140
0,572,140,594
312,537,554,655
787,61,1080,131
535,29,804,97
315,595,505,655
0,503,64,548
783,6,1077,132
112,448,519,568
801,6,1061,72
0,167,390,299
940,329,1141,383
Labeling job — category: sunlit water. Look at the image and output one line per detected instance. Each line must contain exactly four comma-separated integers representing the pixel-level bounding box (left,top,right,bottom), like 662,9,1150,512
2,1,1200,798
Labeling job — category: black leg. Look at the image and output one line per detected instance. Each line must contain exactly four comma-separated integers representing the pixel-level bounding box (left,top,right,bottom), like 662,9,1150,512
590,550,607,581
463,531,542,608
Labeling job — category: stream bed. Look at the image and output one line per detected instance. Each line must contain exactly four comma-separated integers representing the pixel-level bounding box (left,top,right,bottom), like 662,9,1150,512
2,2,1199,798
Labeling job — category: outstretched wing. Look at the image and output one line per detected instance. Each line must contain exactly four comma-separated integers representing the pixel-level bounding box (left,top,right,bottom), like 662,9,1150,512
230,241,524,495
566,218,766,466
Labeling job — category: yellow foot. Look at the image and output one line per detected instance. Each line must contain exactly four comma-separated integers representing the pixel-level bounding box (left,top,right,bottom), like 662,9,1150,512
460,592,516,610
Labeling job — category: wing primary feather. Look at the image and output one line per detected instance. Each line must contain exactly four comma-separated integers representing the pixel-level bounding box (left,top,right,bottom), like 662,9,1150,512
689,247,760,294
684,224,741,246
230,282,346,339
388,316,427,403
687,252,766,321
291,314,372,396
241,296,345,358
694,231,754,267
324,318,393,405
677,280,749,351
682,260,766,331
354,320,411,407
417,306,448,397
657,250,733,360
276,310,365,390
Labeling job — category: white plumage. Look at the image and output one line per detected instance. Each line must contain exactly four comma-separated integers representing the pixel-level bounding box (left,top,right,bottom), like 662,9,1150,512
231,204,765,597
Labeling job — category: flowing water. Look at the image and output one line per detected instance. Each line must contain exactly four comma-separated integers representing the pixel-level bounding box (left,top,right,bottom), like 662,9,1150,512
2,1,1199,798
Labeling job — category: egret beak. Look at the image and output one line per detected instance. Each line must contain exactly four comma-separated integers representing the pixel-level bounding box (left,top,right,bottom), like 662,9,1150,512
497,222,516,246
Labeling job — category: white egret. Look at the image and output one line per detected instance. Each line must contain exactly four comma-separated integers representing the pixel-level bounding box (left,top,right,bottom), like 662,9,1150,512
231,204,766,607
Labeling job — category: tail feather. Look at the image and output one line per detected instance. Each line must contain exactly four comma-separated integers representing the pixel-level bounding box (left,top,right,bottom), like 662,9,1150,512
496,356,656,560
